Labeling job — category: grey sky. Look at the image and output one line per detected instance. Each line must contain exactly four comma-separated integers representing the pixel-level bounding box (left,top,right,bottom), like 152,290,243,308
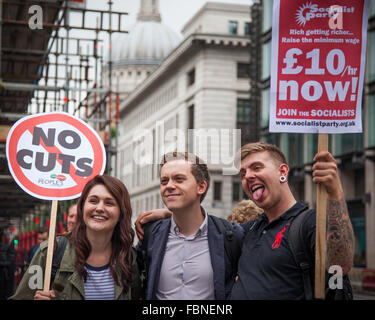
85,0,252,35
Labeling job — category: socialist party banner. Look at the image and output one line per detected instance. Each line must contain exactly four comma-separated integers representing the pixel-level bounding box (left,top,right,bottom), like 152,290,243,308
269,0,369,133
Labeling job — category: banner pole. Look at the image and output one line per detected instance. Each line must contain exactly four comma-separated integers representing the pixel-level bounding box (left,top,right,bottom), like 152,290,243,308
315,133,328,299
43,199,58,292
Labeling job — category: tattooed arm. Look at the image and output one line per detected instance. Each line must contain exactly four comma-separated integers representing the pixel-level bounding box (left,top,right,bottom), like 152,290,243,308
312,151,354,275
326,199,354,274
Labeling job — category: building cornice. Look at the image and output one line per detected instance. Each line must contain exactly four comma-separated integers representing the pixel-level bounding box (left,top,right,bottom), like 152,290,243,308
181,2,251,35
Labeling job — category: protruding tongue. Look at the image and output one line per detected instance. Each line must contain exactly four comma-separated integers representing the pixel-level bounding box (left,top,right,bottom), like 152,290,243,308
253,187,264,201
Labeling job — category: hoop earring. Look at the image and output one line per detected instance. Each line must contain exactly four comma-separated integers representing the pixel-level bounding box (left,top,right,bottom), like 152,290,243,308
280,176,287,183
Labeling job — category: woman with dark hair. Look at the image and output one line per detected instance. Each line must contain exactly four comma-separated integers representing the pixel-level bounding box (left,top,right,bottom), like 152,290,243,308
11,175,142,300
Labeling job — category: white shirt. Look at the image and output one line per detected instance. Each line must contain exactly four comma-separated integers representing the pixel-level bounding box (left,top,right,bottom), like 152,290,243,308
156,208,215,300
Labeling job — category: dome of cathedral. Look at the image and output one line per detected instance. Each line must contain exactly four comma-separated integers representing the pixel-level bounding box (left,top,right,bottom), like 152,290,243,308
112,21,181,66
111,0,181,66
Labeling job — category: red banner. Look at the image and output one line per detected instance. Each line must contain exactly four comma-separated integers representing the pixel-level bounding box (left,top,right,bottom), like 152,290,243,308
269,0,369,133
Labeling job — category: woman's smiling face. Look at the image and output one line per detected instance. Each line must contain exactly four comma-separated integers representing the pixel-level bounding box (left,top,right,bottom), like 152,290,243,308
83,184,121,234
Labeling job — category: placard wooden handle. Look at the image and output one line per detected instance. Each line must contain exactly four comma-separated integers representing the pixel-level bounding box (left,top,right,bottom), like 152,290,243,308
43,200,58,292
315,134,328,299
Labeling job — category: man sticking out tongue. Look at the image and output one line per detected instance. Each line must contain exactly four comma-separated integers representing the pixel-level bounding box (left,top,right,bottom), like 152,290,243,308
230,142,354,300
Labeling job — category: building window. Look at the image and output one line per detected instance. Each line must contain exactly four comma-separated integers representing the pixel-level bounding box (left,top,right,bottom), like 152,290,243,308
261,40,271,80
237,63,250,78
244,22,250,36
242,189,248,200
335,126,363,157
369,30,375,83
261,88,270,128
281,133,303,169
306,134,318,162
306,135,332,163
237,98,251,144
237,99,251,122
152,128,156,179
370,0,375,18
262,133,281,149
145,197,149,211
262,0,273,32
228,21,238,35
232,182,240,202
188,105,194,129
347,200,366,267
187,68,195,86
187,105,194,153
369,94,375,148
214,181,222,201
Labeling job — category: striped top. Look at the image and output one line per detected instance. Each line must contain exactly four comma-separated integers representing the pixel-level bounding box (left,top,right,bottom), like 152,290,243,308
84,264,115,300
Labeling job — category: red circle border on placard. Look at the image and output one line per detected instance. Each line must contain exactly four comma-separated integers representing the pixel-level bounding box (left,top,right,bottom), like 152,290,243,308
6,113,105,200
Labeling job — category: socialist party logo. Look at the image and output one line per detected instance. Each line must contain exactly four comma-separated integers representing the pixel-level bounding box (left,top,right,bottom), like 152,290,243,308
295,2,355,26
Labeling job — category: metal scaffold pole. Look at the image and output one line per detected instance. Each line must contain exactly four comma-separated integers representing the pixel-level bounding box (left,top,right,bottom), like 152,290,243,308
107,0,114,176
64,0,70,112
0,0,129,226
0,0,3,79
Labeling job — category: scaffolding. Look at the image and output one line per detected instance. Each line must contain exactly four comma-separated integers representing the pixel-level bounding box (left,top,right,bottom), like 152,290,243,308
0,0,129,225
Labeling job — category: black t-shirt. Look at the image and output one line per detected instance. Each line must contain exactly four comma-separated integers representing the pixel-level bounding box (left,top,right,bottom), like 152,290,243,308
230,201,316,300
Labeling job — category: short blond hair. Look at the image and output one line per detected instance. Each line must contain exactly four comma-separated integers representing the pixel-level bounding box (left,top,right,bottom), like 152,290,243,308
227,200,263,224
240,142,287,166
